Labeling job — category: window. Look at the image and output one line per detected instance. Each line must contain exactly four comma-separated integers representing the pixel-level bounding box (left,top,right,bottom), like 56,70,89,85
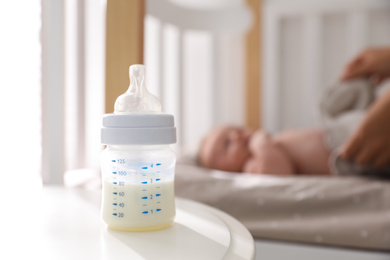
0,1,106,188
0,1,42,188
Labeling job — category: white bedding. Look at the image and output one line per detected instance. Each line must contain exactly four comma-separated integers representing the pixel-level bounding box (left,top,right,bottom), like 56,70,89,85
174,163,390,251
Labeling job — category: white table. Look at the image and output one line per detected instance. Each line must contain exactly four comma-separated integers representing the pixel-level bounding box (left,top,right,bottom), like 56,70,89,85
1,186,255,260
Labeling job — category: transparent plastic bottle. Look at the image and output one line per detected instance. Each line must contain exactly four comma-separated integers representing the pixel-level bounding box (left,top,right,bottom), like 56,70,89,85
100,65,176,231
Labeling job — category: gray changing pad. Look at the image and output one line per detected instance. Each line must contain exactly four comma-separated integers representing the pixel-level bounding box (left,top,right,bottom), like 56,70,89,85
175,163,390,251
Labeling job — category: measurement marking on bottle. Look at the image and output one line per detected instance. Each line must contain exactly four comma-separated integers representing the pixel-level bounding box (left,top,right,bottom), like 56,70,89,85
141,196,148,199
113,213,117,216
141,181,148,184
156,194,161,197
113,203,117,206
156,163,161,166
113,192,117,195
112,160,116,162
142,167,148,169
142,189,147,191
142,211,148,214
112,172,117,174
157,186,160,188
143,204,147,206
156,209,162,212
113,182,117,184
156,178,161,181
157,202,161,204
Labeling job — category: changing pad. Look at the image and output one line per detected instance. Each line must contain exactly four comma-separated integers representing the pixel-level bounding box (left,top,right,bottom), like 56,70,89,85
175,163,390,251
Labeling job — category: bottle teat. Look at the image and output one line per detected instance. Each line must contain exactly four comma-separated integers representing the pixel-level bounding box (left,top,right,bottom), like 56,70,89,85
114,64,162,114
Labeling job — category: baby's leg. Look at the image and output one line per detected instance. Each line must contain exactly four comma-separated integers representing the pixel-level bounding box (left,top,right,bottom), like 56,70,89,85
244,130,295,175
275,129,330,175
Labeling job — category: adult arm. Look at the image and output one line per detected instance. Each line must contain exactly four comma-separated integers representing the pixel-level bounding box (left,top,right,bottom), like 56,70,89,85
340,47,390,168
341,88,390,168
340,47,390,84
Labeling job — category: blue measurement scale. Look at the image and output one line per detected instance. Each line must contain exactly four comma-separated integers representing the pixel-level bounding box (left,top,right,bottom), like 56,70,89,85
110,159,164,219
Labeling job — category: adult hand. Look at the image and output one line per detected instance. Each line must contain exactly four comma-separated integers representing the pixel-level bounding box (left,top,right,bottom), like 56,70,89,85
340,47,390,85
340,89,390,168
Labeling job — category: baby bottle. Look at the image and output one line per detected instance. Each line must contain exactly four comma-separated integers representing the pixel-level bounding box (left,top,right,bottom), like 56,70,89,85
100,64,176,231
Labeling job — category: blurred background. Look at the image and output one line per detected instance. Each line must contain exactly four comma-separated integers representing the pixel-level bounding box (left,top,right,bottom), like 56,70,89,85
2,0,390,188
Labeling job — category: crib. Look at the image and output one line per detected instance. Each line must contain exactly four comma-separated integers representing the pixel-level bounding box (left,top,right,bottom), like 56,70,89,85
145,0,390,152
140,0,390,253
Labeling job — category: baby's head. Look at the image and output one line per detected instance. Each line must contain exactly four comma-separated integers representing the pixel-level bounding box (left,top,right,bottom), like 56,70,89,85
198,125,253,172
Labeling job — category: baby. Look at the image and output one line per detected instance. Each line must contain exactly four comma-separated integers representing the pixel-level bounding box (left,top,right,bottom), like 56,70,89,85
198,126,331,175
198,77,380,176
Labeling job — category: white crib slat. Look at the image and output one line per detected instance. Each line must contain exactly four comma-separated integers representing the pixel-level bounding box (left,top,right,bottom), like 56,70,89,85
302,15,322,126
322,14,348,85
41,0,65,185
263,8,281,133
368,9,390,46
177,30,185,153
159,23,165,111
76,0,86,169
211,34,219,126
280,17,305,129
346,11,369,58
212,33,245,127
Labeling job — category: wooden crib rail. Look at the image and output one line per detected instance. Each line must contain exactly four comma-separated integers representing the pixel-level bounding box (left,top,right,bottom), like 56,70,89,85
105,0,145,114
246,0,262,130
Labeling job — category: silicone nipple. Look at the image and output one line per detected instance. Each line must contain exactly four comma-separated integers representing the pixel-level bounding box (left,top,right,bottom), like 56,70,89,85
114,65,162,114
